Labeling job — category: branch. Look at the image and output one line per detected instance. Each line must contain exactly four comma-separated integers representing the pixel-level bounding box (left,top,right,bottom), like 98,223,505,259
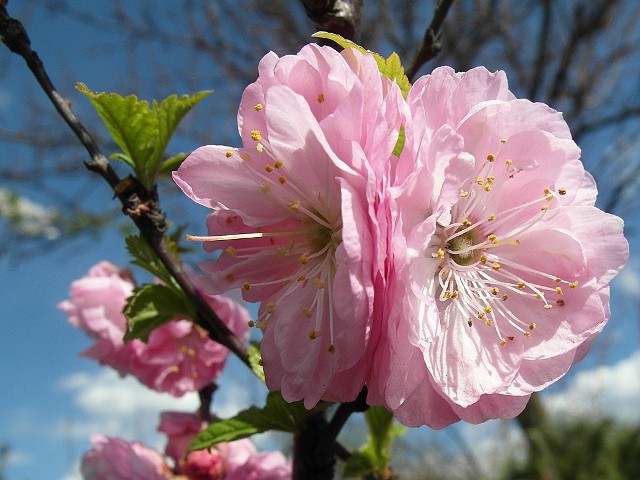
405,0,456,81
0,5,250,368
302,0,363,42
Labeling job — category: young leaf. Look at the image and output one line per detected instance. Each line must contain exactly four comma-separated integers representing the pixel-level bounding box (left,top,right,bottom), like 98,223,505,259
125,235,180,290
248,341,265,383
77,84,211,188
124,283,196,341
343,406,406,478
159,152,189,174
190,391,327,451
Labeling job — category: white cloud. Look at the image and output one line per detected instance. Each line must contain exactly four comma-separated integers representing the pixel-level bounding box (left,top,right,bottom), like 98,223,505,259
544,349,640,423
617,261,640,299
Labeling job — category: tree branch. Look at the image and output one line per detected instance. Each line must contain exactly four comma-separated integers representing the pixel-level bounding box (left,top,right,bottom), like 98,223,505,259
0,4,250,368
302,0,363,42
405,0,456,82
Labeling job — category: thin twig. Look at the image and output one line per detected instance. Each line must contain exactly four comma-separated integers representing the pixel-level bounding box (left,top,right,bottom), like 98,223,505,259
0,5,250,368
405,0,456,81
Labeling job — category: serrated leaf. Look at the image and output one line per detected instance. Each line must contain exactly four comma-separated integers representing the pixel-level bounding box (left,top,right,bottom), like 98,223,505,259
124,283,195,341
77,83,211,188
125,235,180,290
248,341,265,383
312,32,411,98
190,391,326,451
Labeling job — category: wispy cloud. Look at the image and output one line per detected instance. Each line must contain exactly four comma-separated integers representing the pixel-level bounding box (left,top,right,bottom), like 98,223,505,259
617,260,640,299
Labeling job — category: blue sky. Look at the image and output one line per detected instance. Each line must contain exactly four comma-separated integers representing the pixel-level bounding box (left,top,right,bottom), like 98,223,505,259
1,3,638,479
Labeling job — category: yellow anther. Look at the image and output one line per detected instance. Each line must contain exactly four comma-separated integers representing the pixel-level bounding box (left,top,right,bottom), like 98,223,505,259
273,160,283,169
289,200,300,211
487,176,495,185
488,234,498,243
504,159,513,166
278,176,287,184
317,94,325,103
247,320,255,328
488,213,496,222
460,190,469,197
170,366,180,373
500,138,508,143
225,151,234,158
529,322,536,330
524,331,531,337
515,239,521,245
543,304,553,310
480,256,488,265
487,154,496,162
491,287,500,295
517,282,526,289
312,278,326,289
437,248,445,259
242,281,251,291
541,204,549,211
484,306,493,313
302,308,313,318
558,188,567,195
484,184,492,192
240,152,251,161
256,143,264,153
476,177,485,186
260,182,271,193
555,287,564,295
299,255,309,265
327,344,336,354
556,299,565,306
225,273,235,282
492,262,501,270
569,281,579,288
265,302,276,314
501,294,509,301
463,219,472,226
535,294,542,300
451,290,459,299
250,130,262,141
264,164,274,173
467,319,473,327
501,338,507,346
477,311,486,319
554,278,562,283
224,246,237,257
485,319,492,326
308,330,321,340
254,103,263,111
297,275,306,281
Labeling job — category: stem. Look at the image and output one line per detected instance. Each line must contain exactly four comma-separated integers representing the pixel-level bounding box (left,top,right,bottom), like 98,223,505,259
0,5,250,368
405,0,456,81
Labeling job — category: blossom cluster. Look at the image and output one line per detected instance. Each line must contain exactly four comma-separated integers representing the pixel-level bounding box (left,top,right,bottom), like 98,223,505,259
174,43,628,428
80,411,291,479
59,261,249,396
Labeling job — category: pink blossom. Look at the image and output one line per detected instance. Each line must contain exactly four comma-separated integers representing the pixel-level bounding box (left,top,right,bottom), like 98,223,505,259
173,44,404,407
225,450,291,480
80,435,172,480
158,411,206,463
59,262,250,396
368,66,629,427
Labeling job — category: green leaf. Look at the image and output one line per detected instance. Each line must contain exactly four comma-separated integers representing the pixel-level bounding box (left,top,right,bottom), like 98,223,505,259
190,391,327,451
343,406,406,478
77,83,211,188
312,32,411,98
159,152,189,174
124,283,196,341
248,341,265,383
125,235,180,290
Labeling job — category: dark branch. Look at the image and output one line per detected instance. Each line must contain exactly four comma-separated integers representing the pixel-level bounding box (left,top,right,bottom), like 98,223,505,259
405,0,456,81
302,0,363,42
0,4,250,368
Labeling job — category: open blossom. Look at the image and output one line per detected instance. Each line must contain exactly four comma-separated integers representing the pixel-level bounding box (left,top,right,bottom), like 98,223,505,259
80,435,172,480
158,411,291,479
173,44,404,407
59,261,249,396
368,66,629,427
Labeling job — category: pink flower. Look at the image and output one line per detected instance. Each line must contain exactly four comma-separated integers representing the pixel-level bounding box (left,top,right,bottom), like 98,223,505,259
158,412,291,479
59,262,250,396
80,435,172,480
368,66,629,427
173,44,404,407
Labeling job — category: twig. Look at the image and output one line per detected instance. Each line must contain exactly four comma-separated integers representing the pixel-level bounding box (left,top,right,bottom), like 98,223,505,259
405,0,456,81
0,5,250,368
